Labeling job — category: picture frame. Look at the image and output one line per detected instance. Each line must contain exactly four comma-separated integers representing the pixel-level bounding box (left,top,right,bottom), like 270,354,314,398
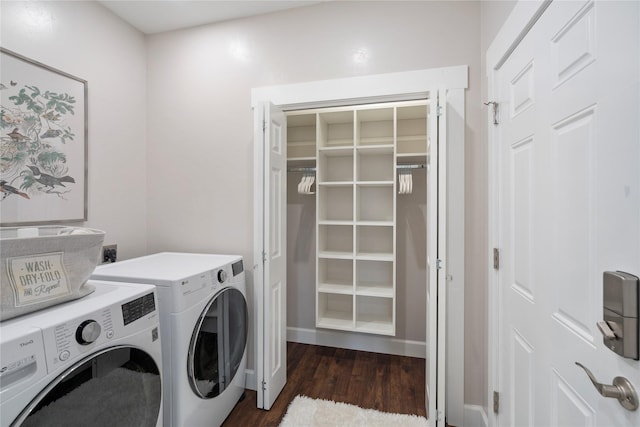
1,47,88,226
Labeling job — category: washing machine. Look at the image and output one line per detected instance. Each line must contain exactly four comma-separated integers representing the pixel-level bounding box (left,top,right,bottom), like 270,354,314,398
0,281,162,427
91,252,248,427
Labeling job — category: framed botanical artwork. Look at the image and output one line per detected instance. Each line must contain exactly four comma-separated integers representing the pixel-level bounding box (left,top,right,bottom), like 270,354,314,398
1,48,87,225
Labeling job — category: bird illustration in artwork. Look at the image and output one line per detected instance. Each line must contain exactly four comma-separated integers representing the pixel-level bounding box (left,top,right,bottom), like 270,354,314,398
7,128,28,142
40,129,62,139
0,180,30,200
26,166,75,188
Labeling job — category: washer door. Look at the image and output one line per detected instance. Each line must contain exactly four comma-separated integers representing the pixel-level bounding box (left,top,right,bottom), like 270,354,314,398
14,346,161,427
188,287,248,399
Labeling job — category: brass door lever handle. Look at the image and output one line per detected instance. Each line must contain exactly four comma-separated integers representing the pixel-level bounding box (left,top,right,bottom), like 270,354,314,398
575,362,638,411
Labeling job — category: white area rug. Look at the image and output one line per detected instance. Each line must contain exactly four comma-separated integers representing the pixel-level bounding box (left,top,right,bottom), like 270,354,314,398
279,395,429,427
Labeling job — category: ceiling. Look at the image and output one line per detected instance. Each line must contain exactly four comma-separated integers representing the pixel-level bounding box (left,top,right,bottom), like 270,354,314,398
97,1,325,34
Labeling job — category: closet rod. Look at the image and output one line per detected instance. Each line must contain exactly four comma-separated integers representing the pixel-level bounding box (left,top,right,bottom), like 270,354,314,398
397,163,426,170
289,165,423,172
287,166,316,173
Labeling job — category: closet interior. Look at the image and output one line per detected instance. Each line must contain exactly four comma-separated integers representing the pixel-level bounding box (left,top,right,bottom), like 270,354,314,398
286,100,429,345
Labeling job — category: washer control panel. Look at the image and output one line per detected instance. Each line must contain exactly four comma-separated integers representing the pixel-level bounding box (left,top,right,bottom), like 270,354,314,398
51,307,113,364
172,259,244,312
40,290,157,371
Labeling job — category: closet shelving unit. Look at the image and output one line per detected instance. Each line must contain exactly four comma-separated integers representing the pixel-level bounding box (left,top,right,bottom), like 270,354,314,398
286,100,429,337
315,110,356,332
352,107,395,335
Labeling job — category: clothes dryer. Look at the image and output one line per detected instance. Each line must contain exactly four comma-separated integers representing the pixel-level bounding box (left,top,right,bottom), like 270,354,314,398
0,281,162,427
92,252,248,427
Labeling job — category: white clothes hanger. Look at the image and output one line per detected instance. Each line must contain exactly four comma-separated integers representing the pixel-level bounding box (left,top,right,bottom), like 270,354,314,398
305,174,315,194
298,172,315,195
398,169,413,195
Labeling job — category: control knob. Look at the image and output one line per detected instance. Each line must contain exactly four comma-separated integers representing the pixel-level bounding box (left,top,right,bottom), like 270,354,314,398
76,320,101,345
217,269,228,284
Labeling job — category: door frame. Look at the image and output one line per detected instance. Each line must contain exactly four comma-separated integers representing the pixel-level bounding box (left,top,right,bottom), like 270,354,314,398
486,2,553,426
252,65,467,424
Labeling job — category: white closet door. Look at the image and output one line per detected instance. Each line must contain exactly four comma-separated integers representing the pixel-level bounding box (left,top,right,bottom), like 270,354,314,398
426,90,447,427
256,102,287,410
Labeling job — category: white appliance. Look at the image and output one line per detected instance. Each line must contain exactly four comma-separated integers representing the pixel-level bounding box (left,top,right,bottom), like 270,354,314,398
0,281,163,427
92,253,248,427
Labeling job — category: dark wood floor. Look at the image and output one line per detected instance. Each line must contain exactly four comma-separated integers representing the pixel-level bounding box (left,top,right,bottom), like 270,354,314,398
223,342,426,427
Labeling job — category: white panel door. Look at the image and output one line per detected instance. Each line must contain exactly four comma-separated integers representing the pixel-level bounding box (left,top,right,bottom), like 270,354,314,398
258,102,287,410
497,1,640,425
426,90,447,427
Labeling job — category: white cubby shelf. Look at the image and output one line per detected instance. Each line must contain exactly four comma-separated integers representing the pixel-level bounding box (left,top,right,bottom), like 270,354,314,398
286,100,429,337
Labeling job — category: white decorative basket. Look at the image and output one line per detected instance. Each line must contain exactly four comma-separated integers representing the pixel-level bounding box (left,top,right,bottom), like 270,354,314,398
0,226,105,321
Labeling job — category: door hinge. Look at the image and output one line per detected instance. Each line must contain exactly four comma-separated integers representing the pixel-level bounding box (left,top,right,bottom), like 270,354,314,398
436,105,443,117
436,259,443,270
262,119,267,132
493,248,500,270
262,380,267,391
484,101,499,125
493,390,500,414
262,251,267,263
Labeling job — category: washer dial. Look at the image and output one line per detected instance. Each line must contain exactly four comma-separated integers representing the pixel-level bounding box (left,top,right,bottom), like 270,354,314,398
217,269,228,283
76,320,101,345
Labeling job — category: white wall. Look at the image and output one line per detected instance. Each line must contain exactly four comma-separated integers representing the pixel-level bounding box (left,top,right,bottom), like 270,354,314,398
146,0,483,402
0,0,508,410
1,1,148,259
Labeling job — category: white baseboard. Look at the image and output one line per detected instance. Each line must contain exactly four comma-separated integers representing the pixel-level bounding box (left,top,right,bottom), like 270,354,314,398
244,368,257,391
463,404,488,427
287,326,426,358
